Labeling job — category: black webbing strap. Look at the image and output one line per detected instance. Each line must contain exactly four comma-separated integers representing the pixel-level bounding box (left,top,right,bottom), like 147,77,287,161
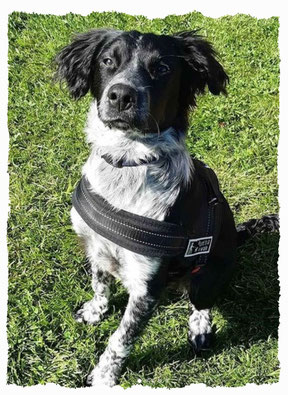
72,176,190,258
193,160,224,266
194,159,224,205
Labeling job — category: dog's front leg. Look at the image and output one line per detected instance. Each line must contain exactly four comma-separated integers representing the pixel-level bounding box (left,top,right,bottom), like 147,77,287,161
87,280,162,387
75,267,112,325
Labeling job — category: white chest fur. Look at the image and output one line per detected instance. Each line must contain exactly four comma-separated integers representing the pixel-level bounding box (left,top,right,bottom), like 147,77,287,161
70,102,193,289
82,101,192,219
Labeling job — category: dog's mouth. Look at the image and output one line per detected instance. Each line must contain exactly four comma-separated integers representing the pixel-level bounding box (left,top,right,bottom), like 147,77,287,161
101,113,147,132
100,109,159,134
106,118,132,131
104,118,161,135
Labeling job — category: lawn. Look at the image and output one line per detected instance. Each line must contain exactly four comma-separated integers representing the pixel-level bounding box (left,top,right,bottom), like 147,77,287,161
7,11,279,388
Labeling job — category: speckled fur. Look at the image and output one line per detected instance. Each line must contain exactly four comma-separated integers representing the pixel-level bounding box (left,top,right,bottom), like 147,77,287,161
71,104,194,386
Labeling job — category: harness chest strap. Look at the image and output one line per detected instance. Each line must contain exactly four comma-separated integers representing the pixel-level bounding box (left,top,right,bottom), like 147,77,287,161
72,164,222,259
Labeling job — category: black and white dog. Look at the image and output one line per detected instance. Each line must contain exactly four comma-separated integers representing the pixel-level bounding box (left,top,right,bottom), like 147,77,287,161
55,29,279,386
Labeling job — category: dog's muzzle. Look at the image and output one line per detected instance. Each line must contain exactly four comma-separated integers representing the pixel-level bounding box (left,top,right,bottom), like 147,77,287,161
107,83,137,113
100,83,149,131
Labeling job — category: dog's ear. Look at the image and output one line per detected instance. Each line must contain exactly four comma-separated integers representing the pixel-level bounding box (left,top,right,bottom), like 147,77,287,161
173,31,229,105
55,29,121,99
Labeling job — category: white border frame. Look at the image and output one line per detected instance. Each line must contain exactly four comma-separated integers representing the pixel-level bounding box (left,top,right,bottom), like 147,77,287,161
1,1,287,394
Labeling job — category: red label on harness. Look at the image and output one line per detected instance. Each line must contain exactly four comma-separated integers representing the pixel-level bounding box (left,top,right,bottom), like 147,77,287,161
184,236,213,257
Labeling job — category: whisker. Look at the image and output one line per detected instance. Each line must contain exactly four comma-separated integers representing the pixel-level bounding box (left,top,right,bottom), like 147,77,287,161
159,55,187,59
147,112,161,136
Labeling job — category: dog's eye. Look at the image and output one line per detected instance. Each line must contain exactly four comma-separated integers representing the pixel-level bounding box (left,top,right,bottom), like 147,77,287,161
156,64,170,74
102,58,114,67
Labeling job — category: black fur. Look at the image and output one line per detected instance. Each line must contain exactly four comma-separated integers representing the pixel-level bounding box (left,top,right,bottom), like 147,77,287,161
55,29,122,99
236,214,279,246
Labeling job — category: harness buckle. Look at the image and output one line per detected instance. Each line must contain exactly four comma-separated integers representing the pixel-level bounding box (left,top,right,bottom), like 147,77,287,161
208,197,218,205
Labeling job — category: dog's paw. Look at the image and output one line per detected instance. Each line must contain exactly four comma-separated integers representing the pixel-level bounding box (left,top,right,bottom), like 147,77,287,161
86,366,118,387
188,308,213,353
188,332,213,353
74,299,107,325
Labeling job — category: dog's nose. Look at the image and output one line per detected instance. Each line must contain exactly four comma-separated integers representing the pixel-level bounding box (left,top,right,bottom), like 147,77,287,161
107,84,137,112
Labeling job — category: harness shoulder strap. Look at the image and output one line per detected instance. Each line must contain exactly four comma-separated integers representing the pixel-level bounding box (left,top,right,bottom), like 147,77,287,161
192,159,224,266
193,159,224,204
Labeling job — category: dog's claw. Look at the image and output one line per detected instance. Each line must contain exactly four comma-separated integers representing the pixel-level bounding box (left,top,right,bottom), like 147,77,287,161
188,332,213,354
74,301,106,325
86,366,118,387
86,374,93,386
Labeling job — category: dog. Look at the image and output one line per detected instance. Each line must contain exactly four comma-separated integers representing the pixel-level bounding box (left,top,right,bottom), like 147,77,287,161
55,29,279,387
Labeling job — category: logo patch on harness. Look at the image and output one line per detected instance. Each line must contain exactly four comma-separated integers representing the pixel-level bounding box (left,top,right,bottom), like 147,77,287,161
184,236,213,257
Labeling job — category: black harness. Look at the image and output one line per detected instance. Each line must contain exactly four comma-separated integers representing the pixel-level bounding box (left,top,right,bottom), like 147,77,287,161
72,159,224,262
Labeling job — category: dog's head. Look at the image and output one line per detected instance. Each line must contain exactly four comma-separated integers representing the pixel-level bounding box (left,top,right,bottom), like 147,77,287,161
55,29,228,133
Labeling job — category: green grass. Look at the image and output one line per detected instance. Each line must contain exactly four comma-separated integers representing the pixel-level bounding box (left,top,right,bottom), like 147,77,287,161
7,11,279,388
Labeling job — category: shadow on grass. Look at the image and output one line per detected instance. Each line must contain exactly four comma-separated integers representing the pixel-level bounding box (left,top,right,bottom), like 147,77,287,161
217,232,279,346
74,232,279,387
126,232,279,371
